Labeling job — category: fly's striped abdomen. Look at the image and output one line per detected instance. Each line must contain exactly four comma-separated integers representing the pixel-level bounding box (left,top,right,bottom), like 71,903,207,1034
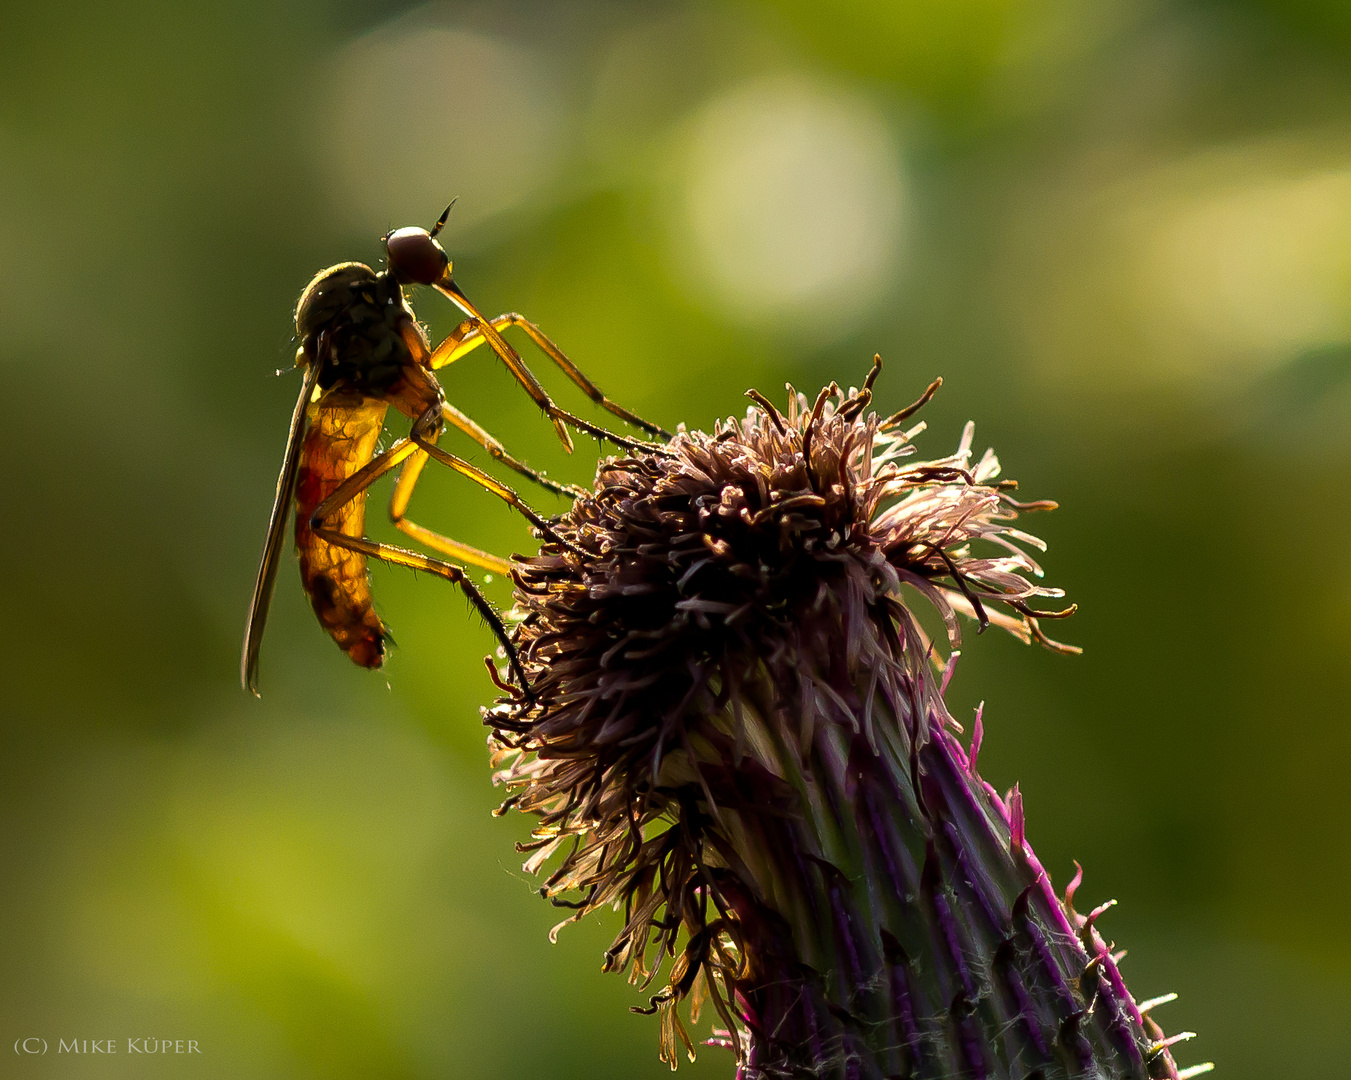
295,396,390,668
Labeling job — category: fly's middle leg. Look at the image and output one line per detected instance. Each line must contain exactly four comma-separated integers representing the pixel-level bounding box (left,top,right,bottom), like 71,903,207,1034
437,400,586,501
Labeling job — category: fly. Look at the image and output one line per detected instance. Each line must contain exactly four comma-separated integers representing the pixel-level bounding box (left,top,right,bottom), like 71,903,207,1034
241,206,668,696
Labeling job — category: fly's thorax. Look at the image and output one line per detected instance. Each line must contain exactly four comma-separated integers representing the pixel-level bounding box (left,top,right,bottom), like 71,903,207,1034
294,262,420,394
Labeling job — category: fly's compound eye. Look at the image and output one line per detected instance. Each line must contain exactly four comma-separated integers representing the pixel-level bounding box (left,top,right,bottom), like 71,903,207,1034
385,226,450,286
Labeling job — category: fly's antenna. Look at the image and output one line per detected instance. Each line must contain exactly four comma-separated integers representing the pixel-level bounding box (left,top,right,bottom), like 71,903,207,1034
430,198,457,238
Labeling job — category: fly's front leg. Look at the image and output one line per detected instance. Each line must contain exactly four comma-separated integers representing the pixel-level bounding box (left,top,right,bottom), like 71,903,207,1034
425,285,670,454
396,323,587,497
430,311,670,439
406,291,574,452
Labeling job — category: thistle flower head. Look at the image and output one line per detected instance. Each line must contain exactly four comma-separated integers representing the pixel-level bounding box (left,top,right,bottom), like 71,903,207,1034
487,363,1206,1080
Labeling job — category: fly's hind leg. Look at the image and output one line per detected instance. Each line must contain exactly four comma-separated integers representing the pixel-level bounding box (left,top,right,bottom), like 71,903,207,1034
400,406,584,556
310,522,530,693
389,443,515,576
316,410,581,564
306,437,528,688
307,412,580,694
313,436,512,576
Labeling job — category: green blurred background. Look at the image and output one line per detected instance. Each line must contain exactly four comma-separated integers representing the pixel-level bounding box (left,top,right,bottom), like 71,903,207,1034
2,0,1349,1076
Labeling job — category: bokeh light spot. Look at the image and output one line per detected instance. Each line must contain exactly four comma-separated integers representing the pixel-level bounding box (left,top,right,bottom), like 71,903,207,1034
1143,162,1351,360
1003,136,1351,396
318,20,566,240
670,77,908,340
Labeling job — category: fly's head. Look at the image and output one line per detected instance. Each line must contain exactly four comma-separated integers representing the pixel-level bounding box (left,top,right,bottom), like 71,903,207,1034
384,226,451,287
384,204,454,287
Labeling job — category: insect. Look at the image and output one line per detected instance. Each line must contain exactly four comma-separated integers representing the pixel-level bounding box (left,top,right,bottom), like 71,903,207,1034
241,206,668,696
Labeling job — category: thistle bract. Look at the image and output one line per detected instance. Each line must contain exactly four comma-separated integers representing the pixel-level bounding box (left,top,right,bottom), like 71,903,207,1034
487,365,1209,1080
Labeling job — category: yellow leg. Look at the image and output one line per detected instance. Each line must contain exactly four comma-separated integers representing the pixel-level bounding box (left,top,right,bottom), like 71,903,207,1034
313,410,580,558
431,311,669,439
403,424,583,555
310,435,512,575
311,522,528,693
307,416,571,695
386,448,512,572
391,322,586,499
413,284,572,451
428,281,669,453
437,399,586,500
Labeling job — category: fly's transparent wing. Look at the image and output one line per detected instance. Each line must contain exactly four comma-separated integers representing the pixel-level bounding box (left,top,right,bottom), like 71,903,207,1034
240,360,321,695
